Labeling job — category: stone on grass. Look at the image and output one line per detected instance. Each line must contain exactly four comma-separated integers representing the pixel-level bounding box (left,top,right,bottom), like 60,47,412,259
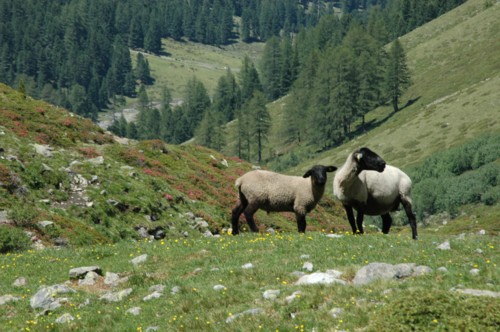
329,308,344,318
126,307,141,316
436,241,451,250
242,263,254,269
143,291,163,301
213,285,226,291
437,267,449,273
263,289,280,300
78,271,99,286
454,288,500,298
226,308,264,323
130,254,148,266
469,268,480,276
149,285,166,293
100,288,133,302
295,270,345,286
13,277,27,287
55,313,74,324
30,284,75,311
69,266,102,279
326,234,343,239
353,263,432,285
0,295,20,306
302,262,313,272
170,286,181,295
285,291,302,304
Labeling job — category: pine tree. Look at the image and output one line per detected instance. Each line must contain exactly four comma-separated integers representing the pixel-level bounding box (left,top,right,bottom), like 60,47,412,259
248,91,271,163
239,56,262,103
385,39,411,112
213,69,241,122
260,36,281,100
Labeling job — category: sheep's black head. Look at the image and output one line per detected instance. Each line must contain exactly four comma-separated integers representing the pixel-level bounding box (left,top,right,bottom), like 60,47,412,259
303,165,337,185
353,147,386,172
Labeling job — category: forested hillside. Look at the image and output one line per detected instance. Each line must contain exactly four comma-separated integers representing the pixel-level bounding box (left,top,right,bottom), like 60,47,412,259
1,0,465,144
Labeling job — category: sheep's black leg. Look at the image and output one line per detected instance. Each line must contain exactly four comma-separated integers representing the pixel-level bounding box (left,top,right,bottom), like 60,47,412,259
244,210,259,232
231,203,244,235
356,211,364,234
381,213,392,234
401,198,418,240
343,205,358,234
231,190,248,235
296,214,307,233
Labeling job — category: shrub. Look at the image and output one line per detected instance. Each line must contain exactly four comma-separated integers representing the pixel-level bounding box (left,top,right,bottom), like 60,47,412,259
0,226,31,253
8,204,39,227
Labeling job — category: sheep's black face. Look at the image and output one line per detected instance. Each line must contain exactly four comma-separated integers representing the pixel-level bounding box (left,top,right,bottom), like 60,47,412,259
355,148,386,172
303,165,337,185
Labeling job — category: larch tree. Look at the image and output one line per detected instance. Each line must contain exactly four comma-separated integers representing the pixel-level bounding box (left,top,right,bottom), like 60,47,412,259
385,39,410,112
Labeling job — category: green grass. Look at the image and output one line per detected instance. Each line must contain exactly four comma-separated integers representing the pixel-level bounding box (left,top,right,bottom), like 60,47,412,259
133,39,264,101
0,230,498,331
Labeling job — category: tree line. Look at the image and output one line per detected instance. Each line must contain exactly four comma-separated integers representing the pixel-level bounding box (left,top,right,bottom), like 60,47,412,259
0,0,343,120
109,0,466,163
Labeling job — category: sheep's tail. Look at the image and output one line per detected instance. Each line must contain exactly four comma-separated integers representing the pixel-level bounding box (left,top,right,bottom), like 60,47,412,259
235,177,242,189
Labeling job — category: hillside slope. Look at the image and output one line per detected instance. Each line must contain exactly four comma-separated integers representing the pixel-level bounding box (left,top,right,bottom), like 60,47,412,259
0,83,348,250
288,0,499,171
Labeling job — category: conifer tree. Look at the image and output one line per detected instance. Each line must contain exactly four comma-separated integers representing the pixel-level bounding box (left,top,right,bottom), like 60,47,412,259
385,39,410,112
239,56,262,103
248,91,271,163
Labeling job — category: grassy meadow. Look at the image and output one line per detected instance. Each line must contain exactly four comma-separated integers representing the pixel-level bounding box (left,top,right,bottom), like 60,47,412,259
1,229,498,331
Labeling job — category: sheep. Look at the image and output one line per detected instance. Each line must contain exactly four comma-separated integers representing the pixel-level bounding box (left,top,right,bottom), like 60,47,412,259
333,147,418,239
231,165,337,234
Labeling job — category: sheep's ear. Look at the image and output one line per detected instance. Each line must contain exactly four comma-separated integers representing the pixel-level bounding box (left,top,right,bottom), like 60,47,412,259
303,170,312,178
354,152,363,162
326,166,337,172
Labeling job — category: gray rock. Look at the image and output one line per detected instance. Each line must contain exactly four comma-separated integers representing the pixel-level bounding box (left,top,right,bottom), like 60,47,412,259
149,285,166,293
13,277,27,287
263,289,280,300
454,288,500,298
146,327,159,332
326,234,343,239
329,308,344,318
242,263,254,269
353,263,432,285
437,267,449,273
170,286,181,295
0,295,20,306
55,313,74,324
285,291,302,304
126,307,141,316
437,241,451,250
469,268,480,276
38,220,54,228
32,144,53,157
53,237,69,247
295,270,345,286
78,271,99,286
300,254,310,260
100,288,133,302
303,262,314,272
213,285,226,291
226,308,264,323
87,156,104,165
30,288,55,310
143,291,163,301
130,254,148,266
69,266,102,279
29,284,76,311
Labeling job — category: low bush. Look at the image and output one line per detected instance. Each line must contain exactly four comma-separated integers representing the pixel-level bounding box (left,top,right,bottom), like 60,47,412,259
0,226,31,253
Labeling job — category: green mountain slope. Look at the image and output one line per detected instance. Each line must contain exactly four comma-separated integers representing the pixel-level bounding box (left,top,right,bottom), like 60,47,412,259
287,0,499,171
0,83,348,250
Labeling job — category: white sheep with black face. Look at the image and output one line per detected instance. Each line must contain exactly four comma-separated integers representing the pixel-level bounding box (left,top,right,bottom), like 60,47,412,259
231,165,337,234
333,147,418,239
